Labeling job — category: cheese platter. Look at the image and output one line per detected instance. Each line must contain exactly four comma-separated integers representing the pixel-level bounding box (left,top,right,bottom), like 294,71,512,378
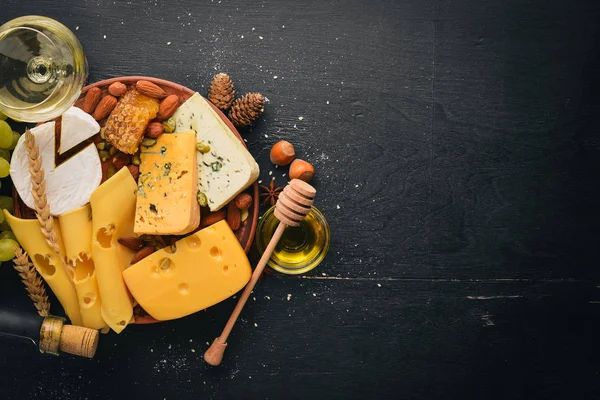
10,76,261,326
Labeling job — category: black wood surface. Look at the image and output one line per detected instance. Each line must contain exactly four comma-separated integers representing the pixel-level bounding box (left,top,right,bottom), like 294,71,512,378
1,0,600,399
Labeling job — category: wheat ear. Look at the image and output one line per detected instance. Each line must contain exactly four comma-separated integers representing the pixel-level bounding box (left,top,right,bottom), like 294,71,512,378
12,246,51,317
23,129,74,276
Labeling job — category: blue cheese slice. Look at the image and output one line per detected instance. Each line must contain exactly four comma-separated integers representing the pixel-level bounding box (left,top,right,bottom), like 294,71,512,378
173,93,259,211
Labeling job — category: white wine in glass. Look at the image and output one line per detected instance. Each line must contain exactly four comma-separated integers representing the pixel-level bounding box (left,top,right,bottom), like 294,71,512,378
0,16,87,122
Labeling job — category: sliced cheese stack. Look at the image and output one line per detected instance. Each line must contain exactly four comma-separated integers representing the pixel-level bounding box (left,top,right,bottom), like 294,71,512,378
58,204,107,330
134,131,200,235
4,211,82,326
123,220,252,321
90,168,138,333
173,93,259,211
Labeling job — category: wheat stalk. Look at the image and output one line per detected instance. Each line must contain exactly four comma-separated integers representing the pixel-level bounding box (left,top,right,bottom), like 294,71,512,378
12,246,51,317
24,129,74,277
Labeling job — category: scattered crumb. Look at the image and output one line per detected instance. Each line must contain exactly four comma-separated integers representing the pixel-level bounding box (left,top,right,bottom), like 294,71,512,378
282,25,285,28
273,76,278,79
258,180,262,184
293,124,297,129
233,295,237,299
189,339,193,342
322,272,327,276
336,205,341,209
75,26,79,31
191,349,196,353
282,173,286,177
259,36,264,40
252,27,255,31
269,171,273,175
206,342,209,346
298,116,304,121
377,283,382,287
253,297,256,301
168,344,172,349
150,348,153,352
326,101,330,104
167,41,172,45
264,134,268,138
312,293,316,297
265,296,271,300
103,35,106,39
254,323,258,327
287,294,292,301
241,35,244,39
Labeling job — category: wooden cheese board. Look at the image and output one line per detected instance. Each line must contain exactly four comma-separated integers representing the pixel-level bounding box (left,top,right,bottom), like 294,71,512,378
13,76,260,324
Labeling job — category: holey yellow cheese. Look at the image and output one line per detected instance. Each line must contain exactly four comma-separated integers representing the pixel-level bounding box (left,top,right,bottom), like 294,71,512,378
4,211,82,326
90,168,137,333
134,131,200,235
58,204,106,330
123,220,251,321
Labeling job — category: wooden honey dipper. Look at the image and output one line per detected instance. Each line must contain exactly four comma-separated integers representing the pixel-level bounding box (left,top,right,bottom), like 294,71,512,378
204,179,316,366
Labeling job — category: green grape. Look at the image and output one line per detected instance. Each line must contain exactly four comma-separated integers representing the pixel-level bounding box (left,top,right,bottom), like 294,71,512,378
0,110,6,120
0,238,18,261
0,148,9,161
0,120,12,148
0,230,16,242
0,195,13,214
0,158,9,178
7,131,19,150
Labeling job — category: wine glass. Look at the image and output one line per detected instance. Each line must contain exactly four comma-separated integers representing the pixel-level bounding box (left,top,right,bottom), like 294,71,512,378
0,16,87,122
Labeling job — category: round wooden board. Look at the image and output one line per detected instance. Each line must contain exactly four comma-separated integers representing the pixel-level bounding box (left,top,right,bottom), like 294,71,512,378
13,76,260,324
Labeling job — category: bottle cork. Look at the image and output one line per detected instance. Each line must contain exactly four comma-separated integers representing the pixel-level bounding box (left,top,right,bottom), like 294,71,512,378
58,324,99,358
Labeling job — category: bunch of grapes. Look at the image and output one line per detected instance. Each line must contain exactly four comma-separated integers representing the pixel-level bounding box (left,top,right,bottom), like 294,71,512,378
0,110,21,261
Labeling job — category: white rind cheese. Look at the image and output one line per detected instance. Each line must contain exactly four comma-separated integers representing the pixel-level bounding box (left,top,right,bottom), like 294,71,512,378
11,107,102,216
173,93,259,211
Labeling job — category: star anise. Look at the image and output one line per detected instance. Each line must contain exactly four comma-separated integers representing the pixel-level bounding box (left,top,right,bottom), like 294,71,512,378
260,180,283,206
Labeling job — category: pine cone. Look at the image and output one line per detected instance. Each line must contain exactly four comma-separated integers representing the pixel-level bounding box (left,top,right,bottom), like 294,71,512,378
208,73,235,111
229,93,265,128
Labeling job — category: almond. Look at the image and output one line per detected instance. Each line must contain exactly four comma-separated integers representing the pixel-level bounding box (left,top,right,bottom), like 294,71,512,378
145,121,164,138
92,95,118,121
108,82,127,97
234,193,252,210
112,152,130,169
130,245,155,265
136,80,167,99
200,209,226,228
156,95,179,121
117,237,144,251
83,87,102,114
127,164,139,181
227,202,241,231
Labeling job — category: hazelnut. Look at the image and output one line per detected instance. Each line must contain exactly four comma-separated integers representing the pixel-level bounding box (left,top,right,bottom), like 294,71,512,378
127,164,140,181
289,159,314,183
234,193,252,210
146,122,165,138
108,82,127,97
270,140,295,166
112,152,130,169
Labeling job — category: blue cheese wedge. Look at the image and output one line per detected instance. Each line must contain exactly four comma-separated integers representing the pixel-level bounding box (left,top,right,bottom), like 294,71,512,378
173,93,259,211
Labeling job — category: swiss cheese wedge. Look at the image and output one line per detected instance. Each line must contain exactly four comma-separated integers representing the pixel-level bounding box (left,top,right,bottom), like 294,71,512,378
4,211,82,326
58,204,107,330
123,220,251,321
90,168,137,333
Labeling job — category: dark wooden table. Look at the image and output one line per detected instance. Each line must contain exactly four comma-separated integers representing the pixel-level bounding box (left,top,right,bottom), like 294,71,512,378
1,0,600,399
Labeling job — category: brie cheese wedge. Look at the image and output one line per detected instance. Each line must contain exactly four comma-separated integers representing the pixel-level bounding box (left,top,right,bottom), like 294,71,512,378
173,93,259,211
11,107,102,216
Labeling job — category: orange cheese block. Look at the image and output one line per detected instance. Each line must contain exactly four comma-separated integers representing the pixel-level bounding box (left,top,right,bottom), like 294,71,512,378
134,131,200,235
122,220,251,321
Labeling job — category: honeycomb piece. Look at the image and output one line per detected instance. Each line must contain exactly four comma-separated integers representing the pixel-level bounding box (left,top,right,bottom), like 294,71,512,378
103,89,159,154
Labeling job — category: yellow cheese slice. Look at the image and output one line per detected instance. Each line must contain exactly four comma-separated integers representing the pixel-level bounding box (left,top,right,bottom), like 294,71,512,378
134,131,200,235
89,168,137,333
4,211,82,326
58,204,107,330
123,220,251,321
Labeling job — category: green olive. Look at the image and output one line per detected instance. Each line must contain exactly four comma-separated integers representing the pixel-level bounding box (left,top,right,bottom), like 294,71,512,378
96,142,106,151
98,150,110,162
141,138,157,148
197,191,208,207
109,146,118,156
107,165,116,178
196,142,210,154
162,117,176,133
131,154,141,166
